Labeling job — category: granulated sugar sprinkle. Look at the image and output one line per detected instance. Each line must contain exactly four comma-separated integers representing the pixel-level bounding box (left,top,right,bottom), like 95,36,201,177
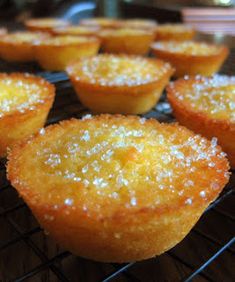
22,116,229,211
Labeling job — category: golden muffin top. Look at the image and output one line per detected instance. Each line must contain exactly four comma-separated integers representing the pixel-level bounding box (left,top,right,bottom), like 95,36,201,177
35,35,98,46
53,25,99,36
25,18,69,28
152,41,223,56
99,27,154,37
168,75,235,122
8,115,229,218
0,32,48,43
0,73,54,118
67,54,173,87
155,24,193,33
119,19,157,29
80,17,120,28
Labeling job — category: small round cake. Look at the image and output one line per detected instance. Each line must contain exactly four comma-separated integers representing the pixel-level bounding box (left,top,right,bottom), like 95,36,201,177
7,115,229,262
99,28,154,55
52,25,99,37
152,41,229,77
80,18,121,29
24,18,70,33
0,73,55,157
34,35,100,71
0,31,49,62
154,24,195,41
167,74,235,168
151,41,229,77
67,54,174,114
119,19,157,30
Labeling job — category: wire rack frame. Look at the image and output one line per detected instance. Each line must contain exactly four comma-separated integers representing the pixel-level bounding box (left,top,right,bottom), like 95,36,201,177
0,51,234,282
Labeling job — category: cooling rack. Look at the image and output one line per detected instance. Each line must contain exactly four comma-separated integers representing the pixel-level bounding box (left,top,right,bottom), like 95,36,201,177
0,50,234,282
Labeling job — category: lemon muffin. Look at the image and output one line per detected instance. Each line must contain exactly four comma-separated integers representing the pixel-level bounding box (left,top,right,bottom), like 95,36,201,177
99,28,155,55
167,75,235,168
52,25,99,37
151,41,229,77
0,32,49,62
0,73,55,157
119,19,157,30
154,24,195,41
7,115,229,262
24,18,70,33
34,35,100,71
67,54,174,114
80,17,121,29
0,28,7,36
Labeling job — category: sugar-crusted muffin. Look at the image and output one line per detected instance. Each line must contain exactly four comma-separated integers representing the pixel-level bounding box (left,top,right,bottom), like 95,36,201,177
119,19,157,30
154,24,195,41
167,75,235,168
151,41,229,77
7,115,230,262
80,17,121,29
67,54,174,114
51,25,99,37
24,18,70,33
0,31,49,62
0,28,7,36
0,73,55,157
33,35,100,71
98,28,155,55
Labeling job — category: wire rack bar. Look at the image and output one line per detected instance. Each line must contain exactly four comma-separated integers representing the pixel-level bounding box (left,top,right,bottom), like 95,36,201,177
0,226,41,251
38,71,68,83
183,237,235,282
6,215,70,282
193,228,234,253
0,202,26,217
212,207,235,221
167,252,214,282
101,262,136,282
14,252,70,282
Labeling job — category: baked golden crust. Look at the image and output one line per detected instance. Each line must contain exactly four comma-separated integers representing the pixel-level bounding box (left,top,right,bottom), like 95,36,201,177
7,115,230,262
0,32,49,62
80,18,157,30
67,54,174,114
151,41,229,77
80,18,121,29
33,35,100,71
167,75,235,168
51,25,99,37
24,18,70,33
154,24,195,41
0,73,55,157
98,28,155,55
119,19,157,30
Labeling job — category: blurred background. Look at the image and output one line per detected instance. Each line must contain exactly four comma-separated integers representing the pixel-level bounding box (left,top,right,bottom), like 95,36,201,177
0,0,234,34
0,0,234,48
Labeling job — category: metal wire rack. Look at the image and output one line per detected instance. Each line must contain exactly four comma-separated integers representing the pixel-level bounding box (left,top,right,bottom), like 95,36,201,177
0,50,234,282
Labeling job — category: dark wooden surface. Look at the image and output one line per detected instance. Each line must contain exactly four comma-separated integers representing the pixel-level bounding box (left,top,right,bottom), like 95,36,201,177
0,51,234,282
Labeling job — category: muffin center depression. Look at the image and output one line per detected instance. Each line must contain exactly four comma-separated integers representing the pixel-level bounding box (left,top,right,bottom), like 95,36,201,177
2,32,42,43
153,41,220,55
17,116,228,210
40,36,94,46
68,55,171,86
